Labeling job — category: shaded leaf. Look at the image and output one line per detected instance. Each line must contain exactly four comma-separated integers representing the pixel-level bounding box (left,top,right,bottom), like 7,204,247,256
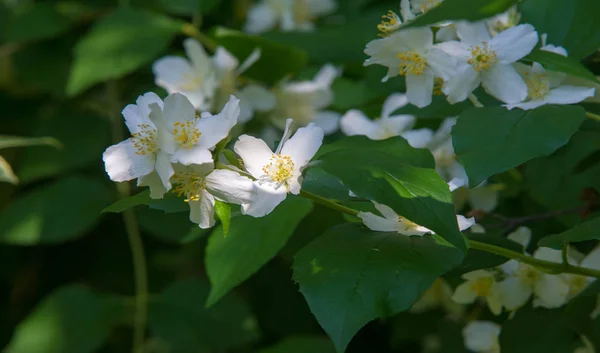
538,217,600,249
260,335,336,353
3,3,75,42
525,49,599,84
405,0,518,29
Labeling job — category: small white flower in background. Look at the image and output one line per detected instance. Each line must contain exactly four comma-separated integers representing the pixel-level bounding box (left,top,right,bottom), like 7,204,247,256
357,200,475,235
562,246,600,299
505,62,595,111
212,47,276,123
376,0,415,37
411,278,465,317
486,6,520,37
152,94,240,166
103,92,174,199
244,0,337,34
452,270,503,315
234,119,324,217
340,93,433,147
270,64,341,134
153,39,218,111
364,26,456,108
540,33,568,56
171,163,255,228
440,22,538,104
462,321,501,353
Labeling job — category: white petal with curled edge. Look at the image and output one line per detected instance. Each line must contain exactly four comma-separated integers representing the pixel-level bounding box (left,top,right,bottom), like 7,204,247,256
184,38,212,75
312,111,341,135
155,151,174,192
406,70,435,108
451,282,477,304
234,135,274,179
189,190,216,229
372,201,399,220
313,64,341,87
456,215,475,231
455,21,491,46
400,128,433,148
242,182,288,217
122,92,162,134
463,321,501,352
381,93,409,119
357,211,399,232
103,139,154,182
213,46,239,74
496,276,532,311
443,64,481,104
533,274,570,308
482,64,528,104
138,171,168,199
492,24,539,64
205,169,255,205
171,146,213,166
195,95,240,149
152,56,196,92
448,178,465,192
244,3,277,34
340,109,377,137
545,86,596,105
425,47,457,80
163,93,196,127
280,123,324,171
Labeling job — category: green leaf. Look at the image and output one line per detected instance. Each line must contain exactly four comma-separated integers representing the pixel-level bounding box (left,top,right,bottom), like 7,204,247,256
524,49,599,84
67,8,183,96
137,207,208,244
316,141,465,252
447,233,523,276
0,135,61,149
5,285,123,353
538,217,600,249
155,0,221,15
0,155,18,184
499,306,578,353
293,224,463,353
519,0,600,59
214,200,231,236
3,3,75,42
453,105,586,187
0,176,113,245
260,336,336,353
301,168,353,202
16,110,109,184
331,78,379,110
405,0,518,29
148,278,260,351
213,27,308,84
102,190,189,214
205,196,313,306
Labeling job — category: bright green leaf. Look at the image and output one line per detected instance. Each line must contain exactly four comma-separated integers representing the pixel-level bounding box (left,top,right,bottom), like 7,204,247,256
214,200,231,236
3,3,75,42
293,224,463,353
260,335,336,353
538,217,600,249
524,49,599,84
453,105,585,187
6,285,123,353
205,197,313,306
0,135,61,149
148,278,260,351
405,0,518,29
67,8,183,96
0,177,113,245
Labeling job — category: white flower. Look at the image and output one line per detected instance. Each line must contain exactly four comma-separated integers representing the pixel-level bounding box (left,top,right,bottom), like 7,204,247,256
103,92,174,199
562,246,600,299
152,94,240,166
411,278,465,317
234,119,324,217
171,163,255,228
376,0,415,37
340,93,433,147
358,200,475,235
153,39,218,111
410,0,443,14
244,0,337,34
540,33,568,56
212,47,275,123
462,321,501,353
505,62,595,110
486,6,520,37
440,22,538,104
270,64,341,134
452,270,503,315
365,27,456,107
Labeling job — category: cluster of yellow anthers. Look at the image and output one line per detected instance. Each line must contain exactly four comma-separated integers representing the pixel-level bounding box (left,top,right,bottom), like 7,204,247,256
398,216,420,230
433,77,445,96
173,121,201,148
262,154,295,183
467,43,499,72
470,275,495,297
523,72,551,99
377,10,401,37
398,50,428,75
131,124,158,155
172,172,206,202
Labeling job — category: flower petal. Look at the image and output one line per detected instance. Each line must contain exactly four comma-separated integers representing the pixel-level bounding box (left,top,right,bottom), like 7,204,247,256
155,151,174,191
163,93,196,126
243,3,277,33
425,47,457,80
240,84,276,111
358,211,399,232
312,111,341,135
195,95,240,149
138,171,168,199
152,57,195,91
213,46,239,74
280,123,324,171
381,93,410,119
122,92,162,134
340,109,378,137
171,146,213,165
462,321,501,352
456,215,475,231
482,64,528,103
205,169,255,204
234,135,274,179
582,247,600,270
372,201,399,220
505,99,548,111
545,86,596,105
314,64,341,87
242,182,287,217
237,48,261,75
406,70,435,108
443,64,481,104
533,274,570,308
491,24,539,64
496,276,532,311
507,226,532,248
382,114,415,133
103,139,154,182
451,282,477,304
188,189,216,229
184,38,212,75
455,21,491,46
400,128,433,148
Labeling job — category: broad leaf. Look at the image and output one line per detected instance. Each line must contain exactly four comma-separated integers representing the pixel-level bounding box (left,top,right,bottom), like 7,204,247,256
5,285,123,353
405,0,518,29
148,278,259,352
213,200,231,236
155,0,221,15
102,190,188,214
538,217,600,249
3,3,75,42
213,27,308,84
137,207,207,244
0,177,112,245
205,197,313,306
519,0,600,59
453,105,585,187
260,336,336,353
524,49,599,84
67,8,183,96
293,224,463,352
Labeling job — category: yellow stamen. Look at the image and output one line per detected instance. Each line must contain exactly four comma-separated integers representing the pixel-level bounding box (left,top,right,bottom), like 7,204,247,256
262,154,295,183
131,124,158,155
467,43,498,72
518,265,541,286
470,276,494,297
433,77,445,96
398,50,428,75
172,172,206,202
523,71,551,100
173,121,201,148
378,10,401,37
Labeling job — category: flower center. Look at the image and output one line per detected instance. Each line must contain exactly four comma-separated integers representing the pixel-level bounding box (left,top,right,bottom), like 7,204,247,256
292,0,312,23
173,121,201,148
568,275,588,296
131,124,158,155
180,73,203,91
172,172,206,202
378,10,401,37
470,276,494,297
518,265,541,286
398,50,428,76
433,77,445,96
523,72,551,100
262,154,295,184
467,43,498,72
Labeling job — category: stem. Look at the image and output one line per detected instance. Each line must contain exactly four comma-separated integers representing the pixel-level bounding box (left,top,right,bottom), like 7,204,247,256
586,112,600,122
468,93,484,108
181,23,218,52
561,244,569,265
106,82,148,353
299,190,359,217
